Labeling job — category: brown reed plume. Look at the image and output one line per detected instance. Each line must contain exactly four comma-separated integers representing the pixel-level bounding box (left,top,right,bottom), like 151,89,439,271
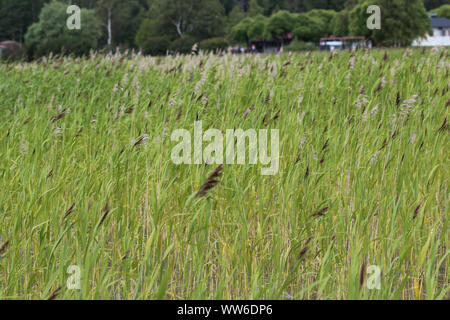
50,109,67,123
64,203,76,220
0,240,10,257
133,136,145,146
413,203,422,220
312,206,329,217
298,237,312,260
48,286,62,300
360,262,366,289
438,117,448,133
99,202,111,227
195,165,224,198
125,105,135,114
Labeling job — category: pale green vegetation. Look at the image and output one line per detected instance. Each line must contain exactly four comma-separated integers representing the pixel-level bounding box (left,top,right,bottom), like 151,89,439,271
0,48,448,299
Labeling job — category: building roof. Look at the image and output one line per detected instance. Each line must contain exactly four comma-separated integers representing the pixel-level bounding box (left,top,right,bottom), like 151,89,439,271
0,41,21,47
430,15,450,28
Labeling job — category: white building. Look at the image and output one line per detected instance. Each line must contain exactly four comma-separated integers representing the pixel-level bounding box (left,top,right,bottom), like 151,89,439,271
412,14,450,47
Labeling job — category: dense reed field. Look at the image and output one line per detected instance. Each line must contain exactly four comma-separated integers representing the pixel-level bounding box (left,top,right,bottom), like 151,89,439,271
0,48,448,299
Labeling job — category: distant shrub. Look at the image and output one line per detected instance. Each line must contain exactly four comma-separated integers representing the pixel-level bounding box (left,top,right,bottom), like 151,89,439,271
170,36,197,54
199,37,230,52
140,37,171,56
24,2,101,58
285,40,317,52
431,4,450,19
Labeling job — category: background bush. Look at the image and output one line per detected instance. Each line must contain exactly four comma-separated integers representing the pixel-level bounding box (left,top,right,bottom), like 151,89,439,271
199,37,230,52
285,39,317,51
140,36,171,56
170,36,197,54
24,1,102,58
431,4,450,18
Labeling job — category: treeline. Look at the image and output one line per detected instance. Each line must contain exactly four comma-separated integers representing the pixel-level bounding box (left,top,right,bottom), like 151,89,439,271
231,1,448,50
0,0,449,58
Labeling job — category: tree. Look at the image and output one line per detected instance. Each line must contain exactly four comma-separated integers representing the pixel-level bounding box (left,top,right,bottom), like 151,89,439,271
265,10,296,41
136,17,174,49
331,10,349,36
247,14,269,41
96,0,119,46
150,0,225,39
230,17,254,44
344,0,359,10
348,2,372,39
431,4,450,19
199,37,230,52
170,35,197,53
139,36,171,55
226,4,246,34
349,0,431,47
60,0,147,48
220,0,235,14
25,1,102,58
248,0,265,17
65,0,98,9
0,0,48,43
191,0,227,39
306,9,337,36
93,0,146,48
284,0,346,13
260,0,285,15
423,0,450,11
292,13,323,42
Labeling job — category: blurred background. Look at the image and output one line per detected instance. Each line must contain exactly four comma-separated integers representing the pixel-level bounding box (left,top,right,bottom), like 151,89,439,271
0,0,449,59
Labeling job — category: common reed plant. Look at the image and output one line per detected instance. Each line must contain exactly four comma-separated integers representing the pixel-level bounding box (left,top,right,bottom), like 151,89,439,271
0,48,448,299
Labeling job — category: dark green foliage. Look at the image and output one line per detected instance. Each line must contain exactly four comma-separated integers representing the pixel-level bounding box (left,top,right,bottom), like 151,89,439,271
230,17,254,44
423,0,450,11
265,10,297,40
284,0,347,13
247,0,265,17
140,37,171,56
331,10,350,36
24,1,102,58
226,4,246,34
170,36,197,54
135,18,177,48
2,0,442,58
349,0,431,46
293,14,324,42
306,9,337,35
0,0,48,43
199,37,230,52
150,0,226,40
285,39,316,51
247,15,269,41
430,4,450,18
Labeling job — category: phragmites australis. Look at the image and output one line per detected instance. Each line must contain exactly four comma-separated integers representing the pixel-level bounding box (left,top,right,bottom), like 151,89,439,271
195,165,224,198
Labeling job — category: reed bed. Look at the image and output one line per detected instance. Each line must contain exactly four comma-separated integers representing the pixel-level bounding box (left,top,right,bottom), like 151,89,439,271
0,48,448,299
